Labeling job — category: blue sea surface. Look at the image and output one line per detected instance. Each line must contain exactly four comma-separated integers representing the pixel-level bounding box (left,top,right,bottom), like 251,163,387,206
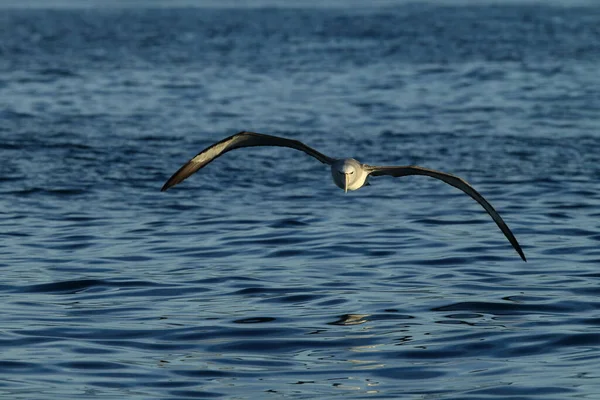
1,1,600,398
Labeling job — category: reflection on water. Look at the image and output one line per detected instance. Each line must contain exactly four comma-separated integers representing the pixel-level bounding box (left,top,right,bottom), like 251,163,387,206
330,314,371,325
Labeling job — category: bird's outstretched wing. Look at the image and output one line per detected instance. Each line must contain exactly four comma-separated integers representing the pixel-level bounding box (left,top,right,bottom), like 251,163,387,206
364,165,526,261
161,131,335,191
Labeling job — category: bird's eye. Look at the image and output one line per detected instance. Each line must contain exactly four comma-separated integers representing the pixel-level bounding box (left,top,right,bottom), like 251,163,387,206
350,171,354,174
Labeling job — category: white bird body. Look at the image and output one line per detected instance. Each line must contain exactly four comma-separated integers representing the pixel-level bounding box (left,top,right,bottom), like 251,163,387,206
162,131,526,261
331,158,369,192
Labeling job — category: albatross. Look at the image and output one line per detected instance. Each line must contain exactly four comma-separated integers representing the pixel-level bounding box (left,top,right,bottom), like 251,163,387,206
161,131,526,261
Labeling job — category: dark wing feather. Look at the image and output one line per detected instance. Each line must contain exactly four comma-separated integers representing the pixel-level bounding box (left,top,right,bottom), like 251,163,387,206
161,131,334,191
365,165,526,261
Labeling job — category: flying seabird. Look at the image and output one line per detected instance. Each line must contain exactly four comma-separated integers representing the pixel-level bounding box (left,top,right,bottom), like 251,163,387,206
161,131,526,261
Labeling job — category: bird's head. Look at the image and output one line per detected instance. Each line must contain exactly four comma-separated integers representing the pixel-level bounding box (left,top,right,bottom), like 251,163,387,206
332,159,360,193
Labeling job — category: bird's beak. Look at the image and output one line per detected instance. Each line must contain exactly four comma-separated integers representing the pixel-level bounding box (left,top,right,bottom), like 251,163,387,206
344,174,349,194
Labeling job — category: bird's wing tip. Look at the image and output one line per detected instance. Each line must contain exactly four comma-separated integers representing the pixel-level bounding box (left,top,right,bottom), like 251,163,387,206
160,181,175,192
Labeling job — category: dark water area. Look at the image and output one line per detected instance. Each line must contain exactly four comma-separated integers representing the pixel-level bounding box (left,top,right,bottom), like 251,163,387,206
1,1,600,398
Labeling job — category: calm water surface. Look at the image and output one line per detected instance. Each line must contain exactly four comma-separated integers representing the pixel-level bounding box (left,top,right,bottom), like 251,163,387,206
1,1,600,399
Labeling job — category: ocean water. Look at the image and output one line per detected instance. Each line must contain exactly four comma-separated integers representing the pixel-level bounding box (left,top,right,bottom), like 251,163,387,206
1,1,600,399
